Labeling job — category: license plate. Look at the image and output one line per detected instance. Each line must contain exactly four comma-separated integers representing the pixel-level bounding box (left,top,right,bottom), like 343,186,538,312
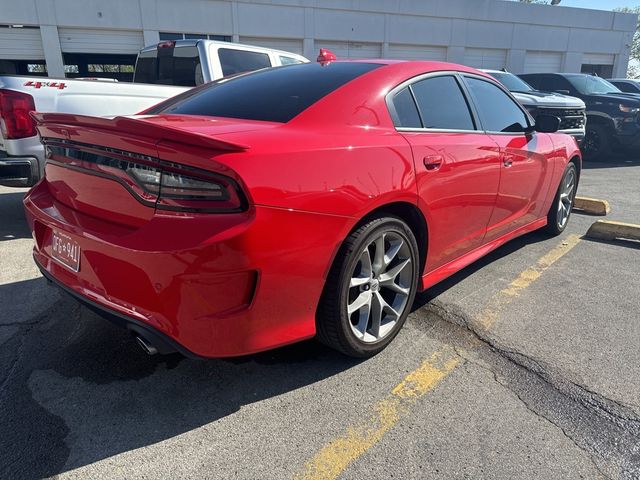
51,230,81,272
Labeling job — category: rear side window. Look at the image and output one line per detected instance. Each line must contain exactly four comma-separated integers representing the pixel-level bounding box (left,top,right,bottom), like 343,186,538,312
150,62,381,123
391,88,421,128
134,46,200,86
411,76,475,130
218,49,271,76
465,77,529,133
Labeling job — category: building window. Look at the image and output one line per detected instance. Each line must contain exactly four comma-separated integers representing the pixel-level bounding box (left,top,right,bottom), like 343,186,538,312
88,64,134,73
159,32,231,42
27,63,47,73
581,64,614,78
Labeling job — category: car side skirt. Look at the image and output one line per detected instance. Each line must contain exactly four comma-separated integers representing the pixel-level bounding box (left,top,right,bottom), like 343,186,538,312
420,217,547,291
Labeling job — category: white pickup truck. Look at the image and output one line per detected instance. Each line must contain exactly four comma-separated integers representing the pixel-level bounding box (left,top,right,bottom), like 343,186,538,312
0,40,308,187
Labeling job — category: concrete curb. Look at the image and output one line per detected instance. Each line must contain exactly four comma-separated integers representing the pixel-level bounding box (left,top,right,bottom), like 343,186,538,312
586,220,640,242
573,197,610,216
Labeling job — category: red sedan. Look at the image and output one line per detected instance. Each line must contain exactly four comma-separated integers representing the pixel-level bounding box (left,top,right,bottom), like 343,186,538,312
24,60,581,358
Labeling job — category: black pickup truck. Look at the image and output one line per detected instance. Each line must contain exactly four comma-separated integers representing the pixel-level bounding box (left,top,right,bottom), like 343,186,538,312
520,73,640,160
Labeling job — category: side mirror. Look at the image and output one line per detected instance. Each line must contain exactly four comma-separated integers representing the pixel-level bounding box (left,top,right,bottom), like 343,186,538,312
534,114,561,133
554,89,570,95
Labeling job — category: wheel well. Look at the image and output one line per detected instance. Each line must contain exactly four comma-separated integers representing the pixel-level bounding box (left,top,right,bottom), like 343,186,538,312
586,115,614,133
356,202,428,278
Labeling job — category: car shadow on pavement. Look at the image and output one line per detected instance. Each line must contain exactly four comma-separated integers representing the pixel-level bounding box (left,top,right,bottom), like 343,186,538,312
0,288,361,479
0,190,31,241
582,153,640,169
412,230,551,308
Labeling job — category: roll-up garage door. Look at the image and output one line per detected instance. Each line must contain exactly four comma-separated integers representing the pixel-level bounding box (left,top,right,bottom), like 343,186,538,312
58,28,144,54
523,51,563,73
240,37,304,55
0,26,44,60
582,53,615,65
318,41,382,59
388,44,447,61
463,48,507,70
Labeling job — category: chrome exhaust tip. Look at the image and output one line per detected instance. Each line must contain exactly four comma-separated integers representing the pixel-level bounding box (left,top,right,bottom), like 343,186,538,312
136,335,159,356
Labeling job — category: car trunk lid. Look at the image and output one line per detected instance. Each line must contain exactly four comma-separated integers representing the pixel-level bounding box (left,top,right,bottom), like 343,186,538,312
33,113,273,227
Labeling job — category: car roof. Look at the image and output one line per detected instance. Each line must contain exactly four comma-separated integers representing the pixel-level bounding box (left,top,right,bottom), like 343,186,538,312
330,59,494,77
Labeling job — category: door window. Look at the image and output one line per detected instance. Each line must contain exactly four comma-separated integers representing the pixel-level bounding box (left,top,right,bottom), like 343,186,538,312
465,77,530,133
410,76,476,130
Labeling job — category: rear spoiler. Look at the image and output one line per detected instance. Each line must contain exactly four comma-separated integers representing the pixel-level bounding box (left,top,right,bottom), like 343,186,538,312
30,112,249,152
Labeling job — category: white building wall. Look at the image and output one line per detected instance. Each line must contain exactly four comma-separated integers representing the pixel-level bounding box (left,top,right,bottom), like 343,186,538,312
0,0,635,78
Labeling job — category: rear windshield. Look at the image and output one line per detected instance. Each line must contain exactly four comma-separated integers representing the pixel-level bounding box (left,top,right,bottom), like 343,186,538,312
218,48,271,77
134,45,201,86
148,62,381,123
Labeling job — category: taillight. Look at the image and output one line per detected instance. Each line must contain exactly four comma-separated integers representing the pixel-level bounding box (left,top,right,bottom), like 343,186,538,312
0,89,36,139
46,141,246,213
130,165,244,212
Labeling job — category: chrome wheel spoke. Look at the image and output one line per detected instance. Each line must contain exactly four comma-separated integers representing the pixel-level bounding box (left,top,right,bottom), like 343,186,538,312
378,258,411,284
383,281,410,296
348,291,371,315
369,293,382,338
383,237,404,268
350,276,370,288
372,234,386,275
355,301,371,336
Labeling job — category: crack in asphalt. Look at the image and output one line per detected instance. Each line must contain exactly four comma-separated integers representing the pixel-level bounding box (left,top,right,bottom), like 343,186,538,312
454,347,612,480
421,300,640,480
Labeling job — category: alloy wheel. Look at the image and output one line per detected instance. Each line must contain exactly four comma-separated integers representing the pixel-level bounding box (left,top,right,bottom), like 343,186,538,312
557,168,576,229
346,231,413,343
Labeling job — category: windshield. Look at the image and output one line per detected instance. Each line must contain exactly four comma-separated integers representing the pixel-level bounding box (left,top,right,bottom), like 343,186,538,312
489,72,534,92
566,75,621,95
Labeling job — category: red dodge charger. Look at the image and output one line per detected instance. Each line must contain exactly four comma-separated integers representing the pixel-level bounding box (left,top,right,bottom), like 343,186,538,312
24,60,580,358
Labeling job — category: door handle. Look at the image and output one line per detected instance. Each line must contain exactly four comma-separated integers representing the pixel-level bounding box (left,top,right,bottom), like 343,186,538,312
503,155,514,168
423,155,444,171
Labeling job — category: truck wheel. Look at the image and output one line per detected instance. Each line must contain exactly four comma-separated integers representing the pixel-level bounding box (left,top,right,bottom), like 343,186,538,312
545,163,577,236
582,124,610,161
316,216,419,358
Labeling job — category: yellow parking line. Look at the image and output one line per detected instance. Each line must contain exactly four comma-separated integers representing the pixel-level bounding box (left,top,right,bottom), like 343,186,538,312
293,234,581,480
479,234,581,328
294,352,460,480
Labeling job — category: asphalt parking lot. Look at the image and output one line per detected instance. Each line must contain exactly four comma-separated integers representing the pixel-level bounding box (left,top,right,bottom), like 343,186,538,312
1,154,639,480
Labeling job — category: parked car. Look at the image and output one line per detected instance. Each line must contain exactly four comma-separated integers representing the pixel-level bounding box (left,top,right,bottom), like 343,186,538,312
25,61,580,359
607,78,640,94
482,69,586,143
520,73,640,160
0,40,308,187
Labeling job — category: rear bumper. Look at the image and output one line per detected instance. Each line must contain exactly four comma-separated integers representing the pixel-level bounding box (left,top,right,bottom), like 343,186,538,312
37,259,201,358
0,154,40,187
24,180,352,357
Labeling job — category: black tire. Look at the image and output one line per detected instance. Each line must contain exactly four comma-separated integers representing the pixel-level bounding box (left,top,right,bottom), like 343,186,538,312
545,163,578,236
582,124,611,161
316,215,420,358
